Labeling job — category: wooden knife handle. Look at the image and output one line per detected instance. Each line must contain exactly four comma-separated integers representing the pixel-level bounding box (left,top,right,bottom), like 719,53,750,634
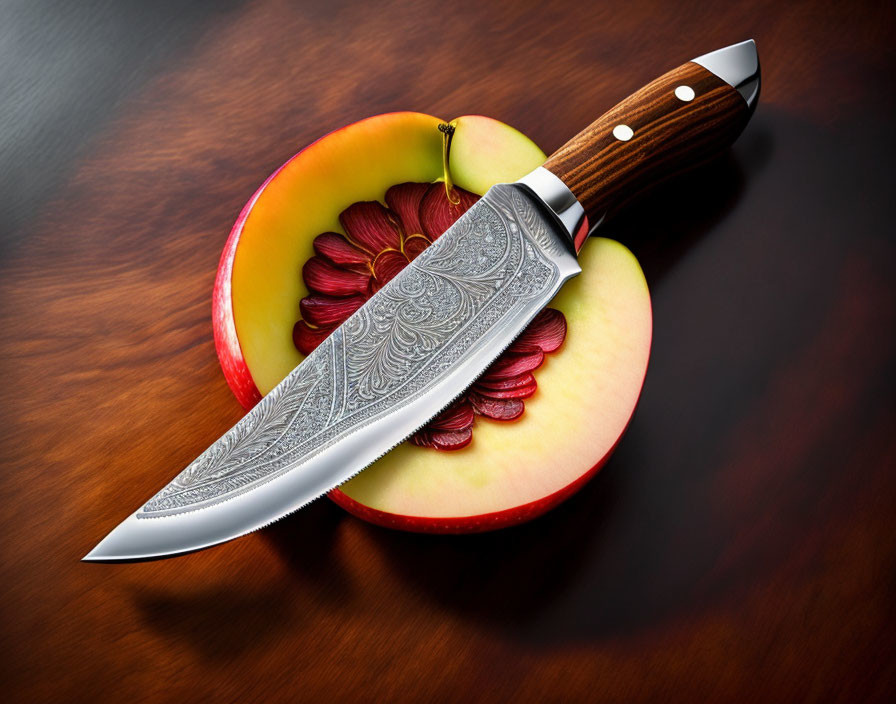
543,61,752,223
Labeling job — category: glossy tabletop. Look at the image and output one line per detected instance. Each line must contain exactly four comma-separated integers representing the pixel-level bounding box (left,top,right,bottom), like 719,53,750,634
1,1,894,701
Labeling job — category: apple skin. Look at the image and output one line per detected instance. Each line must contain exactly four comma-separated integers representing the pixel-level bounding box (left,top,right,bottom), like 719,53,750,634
213,163,281,408
213,112,652,533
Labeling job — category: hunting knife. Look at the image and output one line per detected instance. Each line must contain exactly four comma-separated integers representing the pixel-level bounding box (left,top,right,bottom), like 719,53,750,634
85,40,760,561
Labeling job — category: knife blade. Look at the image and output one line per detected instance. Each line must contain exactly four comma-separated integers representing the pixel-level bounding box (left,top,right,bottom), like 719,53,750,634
85,40,759,561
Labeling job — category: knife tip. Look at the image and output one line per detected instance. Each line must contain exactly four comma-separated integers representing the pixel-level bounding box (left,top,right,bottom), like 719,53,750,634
81,546,109,562
82,515,150,563
81,542,124,563
81,543,160,563
81,512,214,563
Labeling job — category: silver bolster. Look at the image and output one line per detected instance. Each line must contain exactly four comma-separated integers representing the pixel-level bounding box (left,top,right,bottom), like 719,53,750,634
692,39,760,114
517,167,586,249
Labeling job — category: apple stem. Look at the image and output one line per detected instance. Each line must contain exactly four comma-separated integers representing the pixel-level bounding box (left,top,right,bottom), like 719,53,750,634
438,122,461,205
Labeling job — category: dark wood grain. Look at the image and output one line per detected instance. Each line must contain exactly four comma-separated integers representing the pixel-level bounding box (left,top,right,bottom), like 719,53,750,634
545,62,749,221
1,1,895,702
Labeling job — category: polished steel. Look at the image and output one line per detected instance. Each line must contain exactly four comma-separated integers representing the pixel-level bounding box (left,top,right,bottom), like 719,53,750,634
692,39,760,113
517,166,585,247
84,183,582,561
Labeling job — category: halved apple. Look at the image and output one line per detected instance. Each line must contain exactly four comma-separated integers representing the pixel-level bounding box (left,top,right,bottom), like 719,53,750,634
213,111,652,532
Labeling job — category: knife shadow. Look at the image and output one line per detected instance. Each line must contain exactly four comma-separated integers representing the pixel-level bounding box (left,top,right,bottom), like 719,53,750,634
128,122,776,658
131,500,350,662
607,118,773,281
133,583,298,661
134,122,773,661
336,121,775,640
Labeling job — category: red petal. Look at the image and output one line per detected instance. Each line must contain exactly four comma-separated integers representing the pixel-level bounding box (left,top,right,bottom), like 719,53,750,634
419,184,479,241
514,308,567,353
403,234,431,261
292,320,332,355
372,249,409,286
340,201,401,253
299,293,366,327
473,378,537,399
468,392,524,421
302,256,371,296
482,347,544,380
476,372,536,391
426,399,474,431
385,182,429,237
313,232,370,266
506,340,542,355
411,427,473,451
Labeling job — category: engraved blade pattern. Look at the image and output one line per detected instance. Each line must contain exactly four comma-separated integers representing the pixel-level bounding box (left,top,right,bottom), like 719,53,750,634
84,184,581,561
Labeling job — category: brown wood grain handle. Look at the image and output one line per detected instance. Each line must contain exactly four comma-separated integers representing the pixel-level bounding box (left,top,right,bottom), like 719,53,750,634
543,61,751,222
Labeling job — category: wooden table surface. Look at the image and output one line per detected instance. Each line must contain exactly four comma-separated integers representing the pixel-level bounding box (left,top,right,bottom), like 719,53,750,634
2,1,894,701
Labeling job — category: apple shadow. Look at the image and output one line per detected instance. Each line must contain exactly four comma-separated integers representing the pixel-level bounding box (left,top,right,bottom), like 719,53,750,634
350,463,625,629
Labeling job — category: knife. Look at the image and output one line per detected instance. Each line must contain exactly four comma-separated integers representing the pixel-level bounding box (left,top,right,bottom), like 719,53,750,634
85,40,760,561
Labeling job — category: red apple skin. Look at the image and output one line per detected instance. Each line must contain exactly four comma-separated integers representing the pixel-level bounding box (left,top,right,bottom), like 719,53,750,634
213,116,367,409
213,174,268,409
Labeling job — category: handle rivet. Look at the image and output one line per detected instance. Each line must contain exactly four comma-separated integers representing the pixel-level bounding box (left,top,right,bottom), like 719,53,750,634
674,85,696,101
612,124,634,141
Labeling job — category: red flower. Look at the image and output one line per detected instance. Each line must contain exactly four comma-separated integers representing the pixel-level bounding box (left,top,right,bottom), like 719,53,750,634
293,182,567,451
